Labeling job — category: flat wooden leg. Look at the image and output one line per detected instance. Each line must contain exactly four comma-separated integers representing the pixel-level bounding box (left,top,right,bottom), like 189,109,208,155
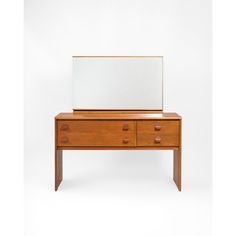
173,149,181,191
55,149,63,191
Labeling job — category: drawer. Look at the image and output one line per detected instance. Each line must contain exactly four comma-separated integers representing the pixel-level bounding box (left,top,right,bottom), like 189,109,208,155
57,121,135,146
137,121,180,146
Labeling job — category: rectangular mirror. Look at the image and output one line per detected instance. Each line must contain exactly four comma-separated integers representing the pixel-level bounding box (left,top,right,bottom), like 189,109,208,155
72,56,163,110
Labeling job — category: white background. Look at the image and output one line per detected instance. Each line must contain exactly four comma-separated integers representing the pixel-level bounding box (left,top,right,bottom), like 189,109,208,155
1,1,236,236
0,0,236,236
24,0,212,236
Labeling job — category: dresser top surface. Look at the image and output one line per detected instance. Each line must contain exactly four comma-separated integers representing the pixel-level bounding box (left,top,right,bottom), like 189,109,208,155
55,111,181,120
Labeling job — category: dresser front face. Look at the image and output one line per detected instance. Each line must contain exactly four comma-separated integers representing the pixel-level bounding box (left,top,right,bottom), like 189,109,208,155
137,121,180,147
57,120,135,147
55,112,182,191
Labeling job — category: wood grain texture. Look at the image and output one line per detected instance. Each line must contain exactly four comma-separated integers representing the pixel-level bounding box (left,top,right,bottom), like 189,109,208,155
55,150,63,191
57,146,179,150
55,118,63,191
137,121,180,146
55,112,181,120
173,119,182,191
55,111,182,191
173,149,181,191
57,121,135,147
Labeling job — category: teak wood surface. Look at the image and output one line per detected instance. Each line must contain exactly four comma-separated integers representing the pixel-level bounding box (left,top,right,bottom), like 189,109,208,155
55,111,182,191
57,120,136,146
137,121,180,146
56,112,181,120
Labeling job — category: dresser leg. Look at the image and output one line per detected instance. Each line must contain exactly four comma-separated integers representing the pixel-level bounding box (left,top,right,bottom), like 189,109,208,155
55,149,63,191
173,149,181,191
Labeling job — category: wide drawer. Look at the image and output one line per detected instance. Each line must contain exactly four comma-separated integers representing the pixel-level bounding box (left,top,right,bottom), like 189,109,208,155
137,121,180,146
57,121,135,146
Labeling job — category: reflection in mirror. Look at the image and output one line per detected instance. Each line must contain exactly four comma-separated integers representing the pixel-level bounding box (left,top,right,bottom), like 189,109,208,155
72,56,163,110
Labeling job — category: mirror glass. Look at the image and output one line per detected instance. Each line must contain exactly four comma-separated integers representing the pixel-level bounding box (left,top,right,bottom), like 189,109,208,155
72,56,163,110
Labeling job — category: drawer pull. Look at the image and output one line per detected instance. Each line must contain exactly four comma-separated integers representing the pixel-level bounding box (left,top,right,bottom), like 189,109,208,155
154,137,161,144
61,136,69,143
122,124,129,131
154,125,161,131
61,124,69,131
123,138,129,144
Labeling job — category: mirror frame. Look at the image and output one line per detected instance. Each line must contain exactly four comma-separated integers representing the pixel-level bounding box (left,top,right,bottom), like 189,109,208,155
72,56,164,112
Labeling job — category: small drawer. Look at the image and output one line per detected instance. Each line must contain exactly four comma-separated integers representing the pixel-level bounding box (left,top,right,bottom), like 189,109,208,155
57,120,135,147
137,121,180,146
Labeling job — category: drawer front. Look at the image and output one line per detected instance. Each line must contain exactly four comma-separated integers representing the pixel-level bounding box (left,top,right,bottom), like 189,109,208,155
57,121,135,146
137,121,180,146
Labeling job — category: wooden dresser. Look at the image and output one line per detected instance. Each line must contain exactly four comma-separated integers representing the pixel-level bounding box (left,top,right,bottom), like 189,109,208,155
55,111,182,191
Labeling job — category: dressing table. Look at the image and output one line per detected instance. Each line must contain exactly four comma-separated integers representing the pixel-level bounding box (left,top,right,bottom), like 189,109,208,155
55,56,182,191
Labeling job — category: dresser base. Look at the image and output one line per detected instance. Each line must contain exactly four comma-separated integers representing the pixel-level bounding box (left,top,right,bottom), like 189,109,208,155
55,111,182,191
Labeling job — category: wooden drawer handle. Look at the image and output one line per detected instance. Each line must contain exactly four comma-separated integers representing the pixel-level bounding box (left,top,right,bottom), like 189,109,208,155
122,124,129,131
154,125,161,131
61,136,69,143
60,124,69,131
123,138,129,144
154,137,161,144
